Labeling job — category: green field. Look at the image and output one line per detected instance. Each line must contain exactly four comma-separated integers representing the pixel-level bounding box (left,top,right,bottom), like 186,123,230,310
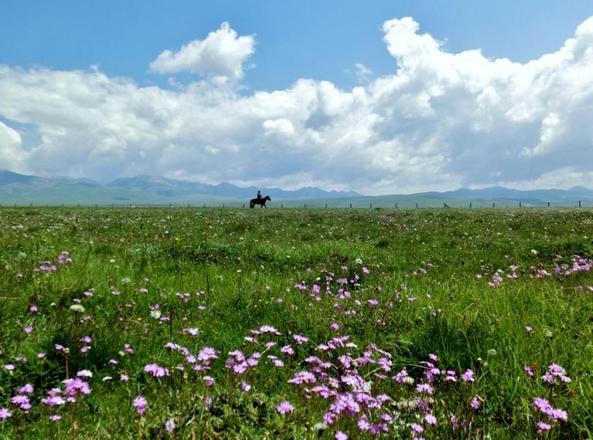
1,208,592,439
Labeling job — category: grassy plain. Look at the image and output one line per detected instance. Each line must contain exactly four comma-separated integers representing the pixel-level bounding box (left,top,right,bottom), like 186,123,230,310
0,207,592,438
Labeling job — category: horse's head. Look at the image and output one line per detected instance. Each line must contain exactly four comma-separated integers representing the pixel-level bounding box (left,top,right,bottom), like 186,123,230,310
265,195,271,201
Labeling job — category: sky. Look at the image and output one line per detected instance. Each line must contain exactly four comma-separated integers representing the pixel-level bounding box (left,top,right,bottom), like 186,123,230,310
1,1,593,194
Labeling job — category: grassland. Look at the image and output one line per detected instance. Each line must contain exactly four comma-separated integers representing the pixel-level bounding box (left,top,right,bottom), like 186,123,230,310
0,207,592,439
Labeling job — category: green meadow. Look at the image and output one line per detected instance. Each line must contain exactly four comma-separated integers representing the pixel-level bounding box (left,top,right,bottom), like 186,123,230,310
0,207,592,439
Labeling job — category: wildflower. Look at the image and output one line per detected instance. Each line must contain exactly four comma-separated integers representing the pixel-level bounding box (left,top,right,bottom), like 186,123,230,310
240,380,251,392
11,395,31,411
276,400,294,415
470,395,482,410
63,378,91,402
77,370,93,379
335,431,348,440
197,347,218,362
23,326,33,334
462,369,475,383
183,327,200,336
536,421,552,433
410,423,424,433
49,414,62,421
18,384,34,394
4,364,15,371
69,304,85,313
525,325,533,334
532,397,568,421
280,345,294,356
0,408,12,420
416,383,434,395
524,366,535,377
425,413,437,425
133,396,147,415
330,322,340,332
165,418,175,433
120,374,129,382
293,334,309,345
204,376,215,386
144,363,170,378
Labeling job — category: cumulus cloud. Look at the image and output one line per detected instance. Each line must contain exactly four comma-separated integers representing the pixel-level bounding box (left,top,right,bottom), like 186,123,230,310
1,16,593,193
150,22,255,81
0,121,28,172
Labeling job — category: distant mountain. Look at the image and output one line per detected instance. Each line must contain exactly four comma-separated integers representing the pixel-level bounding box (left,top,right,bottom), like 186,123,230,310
0,170,360,205
2,169,592,207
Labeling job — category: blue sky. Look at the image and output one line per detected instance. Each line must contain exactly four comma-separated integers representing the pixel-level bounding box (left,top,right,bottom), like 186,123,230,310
1,1,593,193
2,0,592,91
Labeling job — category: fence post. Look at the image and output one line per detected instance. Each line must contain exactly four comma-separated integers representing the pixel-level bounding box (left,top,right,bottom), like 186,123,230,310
243,203,245,208
395,203,398,209
370,203,372,209
547,202,550,208
579,201,582,208
492,202,495,208
304,203,307,209
281,203,283,209
519,201,522,208
415,203,418,209
349,203,352,209
469,202,472,208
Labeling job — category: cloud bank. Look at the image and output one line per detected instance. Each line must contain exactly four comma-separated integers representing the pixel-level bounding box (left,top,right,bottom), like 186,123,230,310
1,18,593,193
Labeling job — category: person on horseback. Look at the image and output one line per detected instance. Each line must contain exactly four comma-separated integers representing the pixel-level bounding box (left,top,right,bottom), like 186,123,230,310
256,190,262,201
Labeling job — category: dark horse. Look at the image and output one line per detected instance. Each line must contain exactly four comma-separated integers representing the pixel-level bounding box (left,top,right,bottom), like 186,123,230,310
250,195,271,208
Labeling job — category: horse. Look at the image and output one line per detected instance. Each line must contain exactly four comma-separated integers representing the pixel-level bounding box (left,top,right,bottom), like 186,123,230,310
250,195,271,208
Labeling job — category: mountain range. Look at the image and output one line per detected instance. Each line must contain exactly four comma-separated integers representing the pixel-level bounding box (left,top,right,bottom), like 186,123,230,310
0,170,359,205
1,170,592,207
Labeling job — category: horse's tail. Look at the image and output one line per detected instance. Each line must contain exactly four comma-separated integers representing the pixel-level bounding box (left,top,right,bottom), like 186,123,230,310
249,200,255,208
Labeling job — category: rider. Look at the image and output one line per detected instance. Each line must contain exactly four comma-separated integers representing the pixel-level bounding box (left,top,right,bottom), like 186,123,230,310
256,190,262,200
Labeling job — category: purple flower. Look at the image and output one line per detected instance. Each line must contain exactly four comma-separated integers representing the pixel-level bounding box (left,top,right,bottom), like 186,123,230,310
144,363,170,378
470,395,482,410
293,334,309,345
11,395,31,411
462,369,475,383
23,326,33,334
425,413,437,425
18,384,34,394
536,421,552,433
410,423,424,433
49,414,62,422
63,378,91,402
165,418,175,433
416,383,433,395
335,431,348,440
276,400,294,415
0,408,12,420
330,322,340,332
197,347,218,362
132,396,147,415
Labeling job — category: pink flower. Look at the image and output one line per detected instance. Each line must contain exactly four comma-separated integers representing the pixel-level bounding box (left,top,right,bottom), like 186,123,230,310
330,322,340,332
276,400,294,415
49,414,62,421
0,408,12,420
425,413,437,425
18,384,34,394
470,395,482,410
144,363,170,378
165,418,175,433
335,431,348,440
23,326,33,334
536,421,552,433
132,396,147,415
293,334,309,345
462,369,475,383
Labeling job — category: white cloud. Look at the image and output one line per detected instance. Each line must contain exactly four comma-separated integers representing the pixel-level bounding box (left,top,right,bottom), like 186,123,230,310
150,22,255,81
1,17,593,193
0,121,27,172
